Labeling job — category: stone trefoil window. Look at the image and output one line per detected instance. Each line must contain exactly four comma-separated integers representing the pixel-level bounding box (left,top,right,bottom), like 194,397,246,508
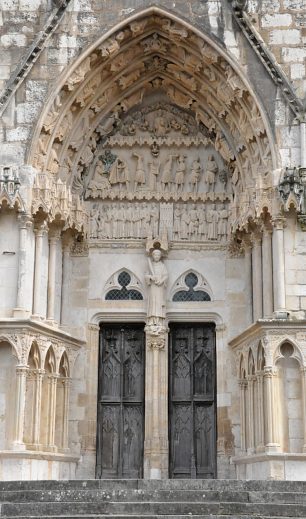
173,273,211,302
105,271,143,300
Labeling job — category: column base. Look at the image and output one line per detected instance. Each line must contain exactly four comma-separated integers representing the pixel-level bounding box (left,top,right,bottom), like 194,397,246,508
31,314,45,321
11,441,26,451
272,310,289,319
13,308,31,319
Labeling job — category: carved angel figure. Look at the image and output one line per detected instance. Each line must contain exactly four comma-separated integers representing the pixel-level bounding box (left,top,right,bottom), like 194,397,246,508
145,249,168,325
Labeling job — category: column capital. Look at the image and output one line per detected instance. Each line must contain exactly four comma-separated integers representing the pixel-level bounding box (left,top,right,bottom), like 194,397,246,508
272,215,286,230
262,226,273,237
48,227,62,242
34,221,48,237
17,213,33,230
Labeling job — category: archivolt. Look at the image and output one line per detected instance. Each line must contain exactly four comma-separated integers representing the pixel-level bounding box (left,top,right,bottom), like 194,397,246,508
29,6,278,232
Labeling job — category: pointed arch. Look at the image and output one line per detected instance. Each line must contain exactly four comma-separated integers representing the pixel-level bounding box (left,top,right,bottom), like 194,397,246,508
171,269,212,301
104,268,143,300
28,7,278,232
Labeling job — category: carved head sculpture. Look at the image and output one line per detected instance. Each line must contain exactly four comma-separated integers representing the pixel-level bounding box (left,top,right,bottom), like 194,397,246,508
152,248,162,262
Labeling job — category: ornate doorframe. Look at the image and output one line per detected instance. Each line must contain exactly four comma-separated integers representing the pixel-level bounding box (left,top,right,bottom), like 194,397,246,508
92,310,225,479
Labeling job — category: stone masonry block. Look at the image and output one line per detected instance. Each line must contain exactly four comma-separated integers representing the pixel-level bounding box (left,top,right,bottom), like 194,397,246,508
261,13,292,27
270,29,301,45
282,47,306,62
291,63,305,80
0,0,18,9
6,126,30,142
0,33,27,47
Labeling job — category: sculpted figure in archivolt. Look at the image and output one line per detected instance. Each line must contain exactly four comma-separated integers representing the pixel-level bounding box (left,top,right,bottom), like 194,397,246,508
145,249,168,326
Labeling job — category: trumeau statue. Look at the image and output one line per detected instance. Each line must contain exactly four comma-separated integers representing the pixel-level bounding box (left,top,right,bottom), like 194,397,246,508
145,248,168,326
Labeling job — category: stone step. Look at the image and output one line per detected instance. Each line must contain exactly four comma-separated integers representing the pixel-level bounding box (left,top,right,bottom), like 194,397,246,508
2,488,306,504
5,517,306,519
2,479,306,492
3,500,306,517
4,516,306,519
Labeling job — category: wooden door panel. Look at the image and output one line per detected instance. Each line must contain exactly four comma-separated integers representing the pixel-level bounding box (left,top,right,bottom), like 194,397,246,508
169,323,216,479
96,324,145,479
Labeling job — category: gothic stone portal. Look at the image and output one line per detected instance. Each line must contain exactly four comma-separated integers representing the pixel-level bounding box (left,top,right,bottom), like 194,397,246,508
96,323,216,479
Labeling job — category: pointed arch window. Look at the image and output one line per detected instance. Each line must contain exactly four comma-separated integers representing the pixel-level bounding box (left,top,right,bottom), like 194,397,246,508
172,272,211,302
105,271,143,300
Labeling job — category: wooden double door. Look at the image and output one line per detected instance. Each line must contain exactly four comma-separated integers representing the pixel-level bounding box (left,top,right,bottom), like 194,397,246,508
96,323,216,478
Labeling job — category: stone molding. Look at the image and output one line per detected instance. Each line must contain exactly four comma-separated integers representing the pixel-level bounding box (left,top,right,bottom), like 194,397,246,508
0,0,72,115
229,1,304,117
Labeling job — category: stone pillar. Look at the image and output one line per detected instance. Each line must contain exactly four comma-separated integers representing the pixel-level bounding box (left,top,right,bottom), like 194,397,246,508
61,378,70,451
239,379,247,454
47,229,61,323
301,120,306,168
12,365,28,449
300,367,306,452
252,233,263,321
244,241,253,326
247,375,256,454
32,224,47,319
262,229,273,318
255,371,265,452
272,217,286,315
60,236,72,327
14,214,33,318
83,324,99,456
32,369,44,447
144,326,168,479
46,375,58,451
264,367,281,452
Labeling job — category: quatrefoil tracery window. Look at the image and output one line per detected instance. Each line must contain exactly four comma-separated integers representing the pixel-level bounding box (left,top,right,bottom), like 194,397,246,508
172,272,211,302
105,270,143,301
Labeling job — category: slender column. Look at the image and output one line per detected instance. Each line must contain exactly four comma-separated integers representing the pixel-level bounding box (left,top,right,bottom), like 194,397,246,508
256,372,265,452
32,224,47,318
14,214,33,318
60,237,72,326
32,369,44,447
12,365,28,449
272,217,286,314
239,379,247,453
264,367,281,452
47,375,58,450
247,376,256,454
300,367,306,452
244,241,253,326
262,229,273,318
144,328,168,479
47,229,61,322
61,378,71,451
252,233,263,321
301,120,306,168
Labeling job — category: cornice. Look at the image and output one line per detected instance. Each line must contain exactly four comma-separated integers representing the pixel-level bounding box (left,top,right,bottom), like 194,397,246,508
0,318,85,347
229,319,306,349
229,0,304,118
0,0,72,115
